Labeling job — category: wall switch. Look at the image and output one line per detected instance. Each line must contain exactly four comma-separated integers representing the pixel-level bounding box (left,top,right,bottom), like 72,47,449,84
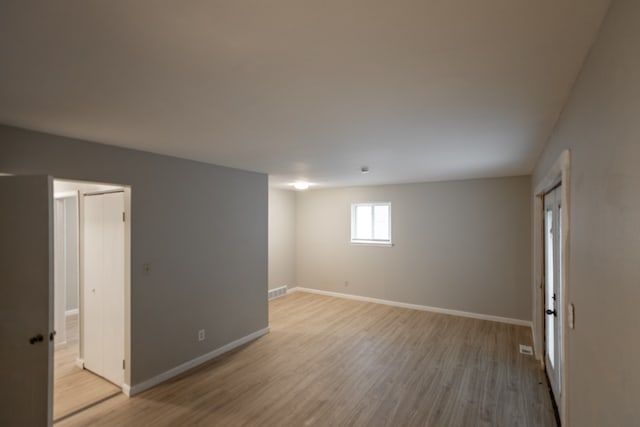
143,263,151,275
198,329,205,342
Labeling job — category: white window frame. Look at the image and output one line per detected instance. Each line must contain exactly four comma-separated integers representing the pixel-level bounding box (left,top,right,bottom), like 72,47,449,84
350,202,392,246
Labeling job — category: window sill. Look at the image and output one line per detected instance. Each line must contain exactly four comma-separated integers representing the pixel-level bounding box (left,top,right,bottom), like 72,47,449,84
350,240,394,247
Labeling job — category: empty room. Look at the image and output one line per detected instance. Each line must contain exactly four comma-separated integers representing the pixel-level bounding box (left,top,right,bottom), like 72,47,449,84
0,1,638,426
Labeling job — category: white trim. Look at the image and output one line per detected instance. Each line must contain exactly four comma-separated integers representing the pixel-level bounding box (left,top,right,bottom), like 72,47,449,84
75,358,84,369
349,241,394,247
65,308,79,317
532,194,544,362
127,327,270,396
288,287,532,327
54,191,78,199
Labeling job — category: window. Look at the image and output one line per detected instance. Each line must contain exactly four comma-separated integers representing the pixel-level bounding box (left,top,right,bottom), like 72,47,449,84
351,202,391,245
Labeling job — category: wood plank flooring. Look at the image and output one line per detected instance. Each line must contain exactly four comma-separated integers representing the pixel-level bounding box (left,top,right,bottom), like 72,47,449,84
57,292,556,426
54,314,122,421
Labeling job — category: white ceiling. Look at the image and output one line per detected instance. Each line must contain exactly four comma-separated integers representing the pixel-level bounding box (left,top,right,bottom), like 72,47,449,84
0,1,610,189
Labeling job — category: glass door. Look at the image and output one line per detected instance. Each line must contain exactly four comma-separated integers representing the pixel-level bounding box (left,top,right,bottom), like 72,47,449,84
544,186,562,411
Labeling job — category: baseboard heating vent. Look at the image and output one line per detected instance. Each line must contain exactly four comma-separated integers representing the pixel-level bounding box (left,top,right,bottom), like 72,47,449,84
268,286,287,300
519,344,533,356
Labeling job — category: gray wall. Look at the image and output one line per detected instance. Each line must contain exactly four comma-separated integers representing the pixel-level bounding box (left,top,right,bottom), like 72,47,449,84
268,188,296,290
0,125,268,386
532,0,639,424
296,176,532,321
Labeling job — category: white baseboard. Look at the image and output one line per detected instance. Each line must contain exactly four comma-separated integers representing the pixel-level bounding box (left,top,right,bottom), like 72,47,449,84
289,287,532,327
65,308,79,317
127,327,270,396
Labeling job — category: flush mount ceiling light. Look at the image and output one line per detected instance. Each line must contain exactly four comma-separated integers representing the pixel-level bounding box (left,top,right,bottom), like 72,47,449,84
291,181,311,190
361,166,370,174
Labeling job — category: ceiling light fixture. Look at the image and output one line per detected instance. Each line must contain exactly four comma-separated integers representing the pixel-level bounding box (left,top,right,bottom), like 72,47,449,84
361,166,370,174
291,181,311,190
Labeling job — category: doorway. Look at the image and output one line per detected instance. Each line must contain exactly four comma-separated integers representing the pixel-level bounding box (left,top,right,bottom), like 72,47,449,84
52,179,130,422
544,185,563,417
533,149,571,426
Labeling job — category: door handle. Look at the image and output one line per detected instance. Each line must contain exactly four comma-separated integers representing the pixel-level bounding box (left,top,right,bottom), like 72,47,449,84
29,334,44,345
546,309,557,317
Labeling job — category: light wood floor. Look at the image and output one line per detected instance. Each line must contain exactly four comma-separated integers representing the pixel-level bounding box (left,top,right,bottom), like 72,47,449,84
54,314,121,422
58,292,556,426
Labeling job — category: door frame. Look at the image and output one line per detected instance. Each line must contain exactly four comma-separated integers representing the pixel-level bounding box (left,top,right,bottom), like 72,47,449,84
55,179,133,395
533,150,571,425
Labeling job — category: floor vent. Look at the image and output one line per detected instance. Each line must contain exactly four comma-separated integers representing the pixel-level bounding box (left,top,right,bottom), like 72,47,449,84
519,344,533,356
268,286,287,300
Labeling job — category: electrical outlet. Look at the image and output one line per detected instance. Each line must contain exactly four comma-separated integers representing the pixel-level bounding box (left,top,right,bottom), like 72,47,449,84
344,280,349,287
198,329,205,342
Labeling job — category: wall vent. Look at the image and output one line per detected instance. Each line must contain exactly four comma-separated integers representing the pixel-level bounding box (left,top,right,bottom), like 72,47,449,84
519,344,533,356
268,286,287,300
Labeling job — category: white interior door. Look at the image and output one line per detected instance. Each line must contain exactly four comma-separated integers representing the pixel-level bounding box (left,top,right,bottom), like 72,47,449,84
0,176,53,426
83,192,104,377
83,191,125,386
101,191,125,384
544,186,563,409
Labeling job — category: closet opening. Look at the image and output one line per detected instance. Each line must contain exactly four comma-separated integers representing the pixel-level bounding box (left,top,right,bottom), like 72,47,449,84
52,179,131,422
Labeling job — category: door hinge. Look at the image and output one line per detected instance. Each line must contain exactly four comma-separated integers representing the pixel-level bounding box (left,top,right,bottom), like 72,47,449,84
122,359,125,370
122,212,126,222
